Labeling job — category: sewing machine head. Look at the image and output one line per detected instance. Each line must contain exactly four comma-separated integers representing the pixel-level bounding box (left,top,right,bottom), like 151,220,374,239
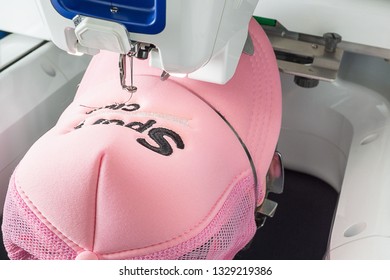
37,0,259,86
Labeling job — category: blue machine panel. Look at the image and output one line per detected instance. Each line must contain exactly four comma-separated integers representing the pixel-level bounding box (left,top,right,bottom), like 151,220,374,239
51,0,166,35
0,31,9,39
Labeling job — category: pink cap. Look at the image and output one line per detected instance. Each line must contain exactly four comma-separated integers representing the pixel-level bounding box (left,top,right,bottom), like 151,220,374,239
2,19,281,260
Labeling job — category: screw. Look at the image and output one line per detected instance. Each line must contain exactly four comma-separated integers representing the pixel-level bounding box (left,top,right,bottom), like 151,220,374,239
294,76,319,88
323,32,342,53
110,7,119,13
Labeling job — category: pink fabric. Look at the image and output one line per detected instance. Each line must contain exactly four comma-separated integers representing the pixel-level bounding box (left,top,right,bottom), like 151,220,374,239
2,19,281,259
13,75,251,255
127,175,256,260
2,173,77,260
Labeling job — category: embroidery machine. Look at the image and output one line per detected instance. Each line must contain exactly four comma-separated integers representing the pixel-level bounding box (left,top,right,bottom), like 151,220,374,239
1,0,390,259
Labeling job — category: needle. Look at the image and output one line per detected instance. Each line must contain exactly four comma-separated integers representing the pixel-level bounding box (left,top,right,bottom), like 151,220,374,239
119,53,137,93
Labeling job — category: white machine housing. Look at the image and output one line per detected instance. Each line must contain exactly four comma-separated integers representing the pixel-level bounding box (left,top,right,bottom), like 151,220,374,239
0,0,259,84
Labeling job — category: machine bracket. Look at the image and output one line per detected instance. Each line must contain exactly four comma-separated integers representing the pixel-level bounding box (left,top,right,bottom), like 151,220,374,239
262,21,390,87
263,23,343,85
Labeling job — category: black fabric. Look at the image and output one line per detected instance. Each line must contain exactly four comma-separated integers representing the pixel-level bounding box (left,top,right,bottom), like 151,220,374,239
0,218,9,260
235,170,338,260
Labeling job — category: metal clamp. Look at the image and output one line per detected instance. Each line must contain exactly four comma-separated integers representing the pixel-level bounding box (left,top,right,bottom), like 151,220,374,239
262,22,344,87
255,151,284,229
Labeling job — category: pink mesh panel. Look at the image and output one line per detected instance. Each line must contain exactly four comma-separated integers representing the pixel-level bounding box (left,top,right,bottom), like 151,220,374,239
2,173,256,260
124,175,257,260
2,174,77,260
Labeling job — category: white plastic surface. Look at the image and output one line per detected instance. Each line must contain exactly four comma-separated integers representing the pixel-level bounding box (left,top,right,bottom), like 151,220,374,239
75,17,130,54
254,0,390,50
0,34,43,69
0,0,50,40
278,52,390,259
36,0,258,84
0,40,91,216
329,237,390,259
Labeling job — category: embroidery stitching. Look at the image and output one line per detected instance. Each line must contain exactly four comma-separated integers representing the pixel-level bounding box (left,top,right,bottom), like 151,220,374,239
75,103,185,156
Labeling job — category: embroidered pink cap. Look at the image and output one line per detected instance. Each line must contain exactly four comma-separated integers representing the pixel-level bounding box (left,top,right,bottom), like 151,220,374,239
2,19,281,260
